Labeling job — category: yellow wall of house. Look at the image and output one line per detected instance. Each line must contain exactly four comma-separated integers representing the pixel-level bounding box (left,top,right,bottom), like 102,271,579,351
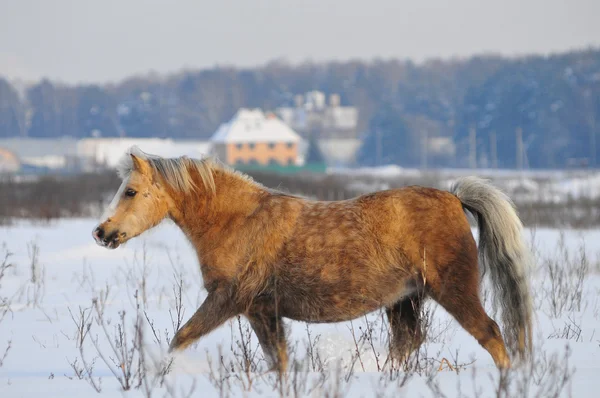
0,147,20,168
226,142,297,165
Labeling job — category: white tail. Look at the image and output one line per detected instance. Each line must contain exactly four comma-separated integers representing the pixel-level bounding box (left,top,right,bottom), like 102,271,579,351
451,176,533,360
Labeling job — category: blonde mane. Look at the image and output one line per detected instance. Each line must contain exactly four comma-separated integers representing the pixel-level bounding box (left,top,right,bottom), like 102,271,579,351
117,146,216,194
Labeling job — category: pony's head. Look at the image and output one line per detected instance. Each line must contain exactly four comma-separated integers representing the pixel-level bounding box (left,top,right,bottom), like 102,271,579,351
92,147,215,249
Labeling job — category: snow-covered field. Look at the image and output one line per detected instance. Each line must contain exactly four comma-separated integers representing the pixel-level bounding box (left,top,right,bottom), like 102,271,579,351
1,219,599,397
331,166,600,204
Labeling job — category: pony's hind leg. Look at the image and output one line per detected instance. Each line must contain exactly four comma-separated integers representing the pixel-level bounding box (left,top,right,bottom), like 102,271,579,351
246,312,288,373
429,282,510,369
386,294,425,364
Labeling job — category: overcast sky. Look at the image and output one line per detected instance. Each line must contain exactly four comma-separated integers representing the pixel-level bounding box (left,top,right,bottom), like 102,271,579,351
1,0,599,84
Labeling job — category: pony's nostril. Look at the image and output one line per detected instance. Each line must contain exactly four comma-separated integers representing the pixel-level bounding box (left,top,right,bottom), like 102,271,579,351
102,231,120,245
95,227,105,239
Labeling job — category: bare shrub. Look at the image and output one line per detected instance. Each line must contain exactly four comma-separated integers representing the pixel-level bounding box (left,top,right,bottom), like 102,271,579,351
0,246,13,322
540,233,589,317
422,340,574,398
168,270,186,338
3,168,600,228
16,240,46,307
0,171,119,223
0,340,11,368
204,317,264,395
548,316,583,342
68,306,93,349
89,298,143,391
0,245,13,367
206,346,233,398
68,291,173,396
162,378,197,398
66,302,102,392
122,242,154,308
305,324,325,372
494,342,574,398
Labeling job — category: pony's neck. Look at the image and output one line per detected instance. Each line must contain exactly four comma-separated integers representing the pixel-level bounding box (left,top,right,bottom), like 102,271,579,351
168,164,266,238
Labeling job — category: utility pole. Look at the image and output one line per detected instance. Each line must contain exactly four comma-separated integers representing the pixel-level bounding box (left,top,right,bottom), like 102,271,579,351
469,126,477,169
590,102,597,168
591,116,597,168
421,129,428,170
490,131,498,169
375,129,382,167
584,89,596,168
516,127,523,170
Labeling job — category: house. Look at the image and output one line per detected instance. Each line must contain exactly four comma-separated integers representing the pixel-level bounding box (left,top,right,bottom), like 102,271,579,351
0,147,20,173
210,109,302,166
276,91,359,140
77,138,211,171
315,138,363,167
276,91,360,167
0,137,80,173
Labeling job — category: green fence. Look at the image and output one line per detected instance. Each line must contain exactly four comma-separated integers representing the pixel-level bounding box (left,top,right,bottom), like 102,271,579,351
234,162,327,175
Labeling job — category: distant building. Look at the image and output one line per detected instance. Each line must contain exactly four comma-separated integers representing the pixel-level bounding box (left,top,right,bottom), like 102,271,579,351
210,109,302,166
0,137,79,173
0,147,20,173
276,91,360,167
0,136,213,175
315,138,363,167
276,91,359,140
77,138,211,171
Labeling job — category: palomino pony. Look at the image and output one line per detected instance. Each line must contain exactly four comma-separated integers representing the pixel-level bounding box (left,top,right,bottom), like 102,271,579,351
93,147,533,371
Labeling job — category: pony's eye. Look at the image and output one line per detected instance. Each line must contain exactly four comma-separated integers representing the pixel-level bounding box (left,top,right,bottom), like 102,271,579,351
125,188,137,197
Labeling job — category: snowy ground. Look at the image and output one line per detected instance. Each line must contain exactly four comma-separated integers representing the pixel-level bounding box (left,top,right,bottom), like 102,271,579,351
0,219,599,397
331,166,600,204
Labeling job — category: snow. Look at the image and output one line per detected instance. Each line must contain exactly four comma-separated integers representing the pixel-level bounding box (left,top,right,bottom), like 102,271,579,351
1,219,599,397
77,138,212,170
210,109,302,144
331,166,600,204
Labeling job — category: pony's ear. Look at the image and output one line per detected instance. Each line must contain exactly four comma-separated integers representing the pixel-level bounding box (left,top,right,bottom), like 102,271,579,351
130,154,152,176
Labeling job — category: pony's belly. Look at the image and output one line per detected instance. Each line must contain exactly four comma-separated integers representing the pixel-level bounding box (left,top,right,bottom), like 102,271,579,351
282,302,380,323
278,282,417,323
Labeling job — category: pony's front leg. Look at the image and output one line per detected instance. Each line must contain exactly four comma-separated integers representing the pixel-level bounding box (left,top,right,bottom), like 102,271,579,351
169,286,239,352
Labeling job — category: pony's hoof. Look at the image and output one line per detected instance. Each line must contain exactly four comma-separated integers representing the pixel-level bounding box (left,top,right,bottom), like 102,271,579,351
168,340,180,354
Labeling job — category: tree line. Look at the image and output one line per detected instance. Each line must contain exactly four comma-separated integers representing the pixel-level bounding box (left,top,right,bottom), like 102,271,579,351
1,48,599,169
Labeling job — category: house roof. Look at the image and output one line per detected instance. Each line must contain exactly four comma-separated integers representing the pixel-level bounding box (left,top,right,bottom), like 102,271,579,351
211,108,301,144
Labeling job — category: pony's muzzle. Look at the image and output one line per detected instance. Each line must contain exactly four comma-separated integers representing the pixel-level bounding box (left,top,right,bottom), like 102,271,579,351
92,226,105,245
93,226,122,249
93,226,104,241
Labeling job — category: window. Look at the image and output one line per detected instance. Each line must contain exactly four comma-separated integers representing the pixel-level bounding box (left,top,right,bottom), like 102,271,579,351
286,142,294,149
268,142,276,149
249,143,255,150
235,159,245,165
269,159,280,166
236,143,243,150
249,159,258,165
288,158,295,165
